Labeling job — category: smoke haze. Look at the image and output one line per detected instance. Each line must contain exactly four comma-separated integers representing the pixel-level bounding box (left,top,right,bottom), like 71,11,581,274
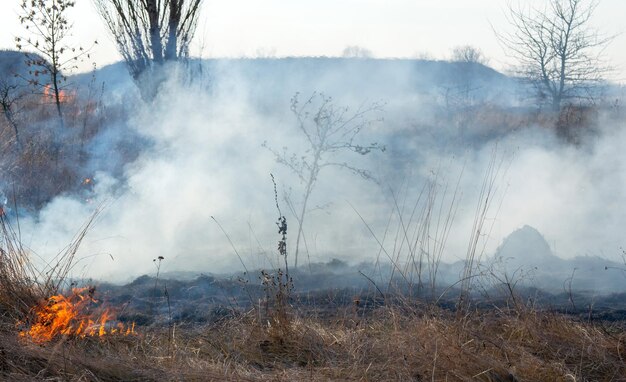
15,59,626,286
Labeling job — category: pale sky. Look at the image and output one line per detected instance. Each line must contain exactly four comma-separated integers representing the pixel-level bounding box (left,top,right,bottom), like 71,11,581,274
1,0,625,82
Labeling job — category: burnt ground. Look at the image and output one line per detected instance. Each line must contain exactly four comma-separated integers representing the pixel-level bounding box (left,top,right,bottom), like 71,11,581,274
85,264,626,329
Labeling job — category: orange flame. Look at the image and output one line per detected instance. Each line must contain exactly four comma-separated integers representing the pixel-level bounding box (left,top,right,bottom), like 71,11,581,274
19,287,135,343
42,84,75,104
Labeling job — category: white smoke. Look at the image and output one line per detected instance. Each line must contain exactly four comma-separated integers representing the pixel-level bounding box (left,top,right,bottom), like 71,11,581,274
16,61,626,285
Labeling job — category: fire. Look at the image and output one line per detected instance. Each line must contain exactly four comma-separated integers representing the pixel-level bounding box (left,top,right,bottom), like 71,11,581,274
42,84,76,104
20,287,135,343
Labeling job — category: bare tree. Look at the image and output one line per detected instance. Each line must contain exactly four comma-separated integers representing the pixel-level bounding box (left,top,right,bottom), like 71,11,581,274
497,0,612,111
16,0,91,127
0,80,24,149
93,0,204,100
264,93,385,269
451,45,488,65
342,46,373,59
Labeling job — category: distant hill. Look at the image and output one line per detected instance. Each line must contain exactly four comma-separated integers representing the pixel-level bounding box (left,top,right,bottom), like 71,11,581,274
64,56,518,105
0,50,76,89
0,51,532,113
202,57,518,107
0,50,37,86
3,51,621,109
0,50,28,74
71,61,134,93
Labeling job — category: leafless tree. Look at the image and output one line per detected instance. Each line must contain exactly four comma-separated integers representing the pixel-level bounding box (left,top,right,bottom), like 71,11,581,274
93,0,204,100
451,45,488,65
264,93,385,269
0,80,24,149
16,0,92,127
342,46,373,59
497,0,612,111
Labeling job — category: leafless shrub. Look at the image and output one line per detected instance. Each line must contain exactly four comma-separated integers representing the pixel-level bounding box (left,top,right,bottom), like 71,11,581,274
264,92,385,269
342,45,373,58
451,45,488,65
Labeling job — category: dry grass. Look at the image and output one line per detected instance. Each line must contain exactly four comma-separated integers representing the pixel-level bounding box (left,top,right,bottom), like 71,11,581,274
0,90,138,210
1,299,624,381
0,214,45,321
0,211,98,323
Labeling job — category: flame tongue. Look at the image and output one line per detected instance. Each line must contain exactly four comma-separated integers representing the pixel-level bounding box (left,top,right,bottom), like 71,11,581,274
20,287,134,343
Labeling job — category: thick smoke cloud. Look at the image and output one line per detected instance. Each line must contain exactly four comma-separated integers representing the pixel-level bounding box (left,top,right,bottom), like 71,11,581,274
17,60,626,286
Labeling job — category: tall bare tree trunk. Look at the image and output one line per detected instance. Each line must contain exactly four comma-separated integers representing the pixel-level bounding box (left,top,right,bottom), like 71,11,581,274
165,0,181,61
51,69,64,129
147,0,164,65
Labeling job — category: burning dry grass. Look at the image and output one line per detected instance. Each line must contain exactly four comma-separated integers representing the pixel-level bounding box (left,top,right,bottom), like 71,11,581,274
0,210,98,322
3,302,624,381
18,286,136,344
